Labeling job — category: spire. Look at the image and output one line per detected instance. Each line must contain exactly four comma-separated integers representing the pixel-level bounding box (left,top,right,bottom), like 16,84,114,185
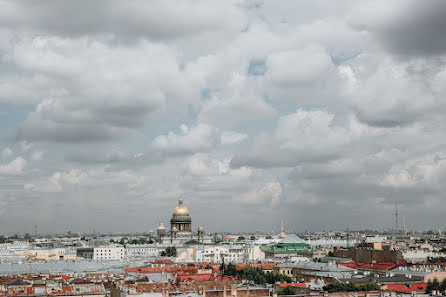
403,216,407,236
280,220,286,238
179,197,183,206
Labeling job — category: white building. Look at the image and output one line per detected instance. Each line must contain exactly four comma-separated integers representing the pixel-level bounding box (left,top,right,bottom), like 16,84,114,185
126,245,160,257
365,236,387,243
24,248,77,261
198,245,248,263
245,246,265,262
93,247,125,260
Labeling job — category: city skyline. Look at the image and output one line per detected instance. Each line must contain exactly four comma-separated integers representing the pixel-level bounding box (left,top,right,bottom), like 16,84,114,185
1,0,446,233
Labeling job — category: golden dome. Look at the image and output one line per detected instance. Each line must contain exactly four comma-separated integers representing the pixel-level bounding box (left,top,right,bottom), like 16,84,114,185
173,198,189,216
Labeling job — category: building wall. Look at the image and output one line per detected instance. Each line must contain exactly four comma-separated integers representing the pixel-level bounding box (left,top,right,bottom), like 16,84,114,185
204,287,269,297
246,246,265,262
333,249,402,263
126,245,159,257
425,271,446,282
93,247,125,260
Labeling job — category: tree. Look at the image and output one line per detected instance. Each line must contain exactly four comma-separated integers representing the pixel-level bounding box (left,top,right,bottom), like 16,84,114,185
277,286,294,295
237,236,245,241
164,246,177,257
426,280,433,294
440,279,446,293
266,236,273,239
323,282,380,293
433,278,440,291
250,236,256,240
225,263,237,276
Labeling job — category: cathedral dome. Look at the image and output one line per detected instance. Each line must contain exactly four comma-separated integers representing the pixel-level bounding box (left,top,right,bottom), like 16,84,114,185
172,198,189,216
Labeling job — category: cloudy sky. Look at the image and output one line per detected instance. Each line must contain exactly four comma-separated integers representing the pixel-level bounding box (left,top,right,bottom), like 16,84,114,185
1,0,446,234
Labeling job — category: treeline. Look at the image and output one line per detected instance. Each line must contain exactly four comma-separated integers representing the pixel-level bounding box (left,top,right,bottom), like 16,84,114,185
323,282,380,292
221,263,292,285
426,278,446,294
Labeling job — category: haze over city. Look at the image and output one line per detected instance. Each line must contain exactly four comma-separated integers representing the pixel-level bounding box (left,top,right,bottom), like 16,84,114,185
1,0,446,234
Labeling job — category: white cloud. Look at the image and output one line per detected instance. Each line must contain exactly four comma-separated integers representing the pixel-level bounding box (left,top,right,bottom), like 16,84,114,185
232,109,352,168
266,46,334,87
235,182,282,206
220,131,248,145
151,124,220,155
0,157,26,175
31,150,45,161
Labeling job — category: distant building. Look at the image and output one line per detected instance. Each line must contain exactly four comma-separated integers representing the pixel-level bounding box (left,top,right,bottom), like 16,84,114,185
160,198,212,245
76,247,94,259
24,248,76,261
157,223,167,237
93,247,124,260
262,234,312,258
126,245,160,257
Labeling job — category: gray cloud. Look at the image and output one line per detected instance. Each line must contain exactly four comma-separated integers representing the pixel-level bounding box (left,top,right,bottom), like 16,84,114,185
2,0,446,233
350,0,446,56
0,0,245,41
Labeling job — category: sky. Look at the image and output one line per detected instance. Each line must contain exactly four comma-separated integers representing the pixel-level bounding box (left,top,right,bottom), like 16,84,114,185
1,0,446,234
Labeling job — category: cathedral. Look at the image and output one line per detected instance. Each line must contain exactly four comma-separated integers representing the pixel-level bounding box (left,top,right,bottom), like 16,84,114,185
159,198,212,245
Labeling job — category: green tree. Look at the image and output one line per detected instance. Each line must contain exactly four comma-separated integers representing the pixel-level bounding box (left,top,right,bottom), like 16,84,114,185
433,278,441,291
440,279,446,293
225,263,237,276
324,282,379,293
277,286,294,295
237,236,245,241
358,283,380,291
250,236,256,240
164,246,177,257
426,280,433,294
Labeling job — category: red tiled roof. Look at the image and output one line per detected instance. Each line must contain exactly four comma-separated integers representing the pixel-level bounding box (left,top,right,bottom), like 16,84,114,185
338,262,399,271
235,263,277,270
150,259,174,265
176,273,236,282
125,267,198,274
386,283,426,293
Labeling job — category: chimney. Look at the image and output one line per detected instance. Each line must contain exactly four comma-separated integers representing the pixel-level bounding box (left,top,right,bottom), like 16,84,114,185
231,285,237,297
223,285,227,297
246,285,250,297
162,288,169,297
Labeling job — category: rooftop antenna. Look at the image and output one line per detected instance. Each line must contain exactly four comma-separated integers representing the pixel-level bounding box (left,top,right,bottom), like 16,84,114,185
346,227,350,248
395,201,399,232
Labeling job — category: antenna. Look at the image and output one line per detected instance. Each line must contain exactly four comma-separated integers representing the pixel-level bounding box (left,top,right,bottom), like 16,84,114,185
395,201,399,232
34,225,37,237
346,227,350,248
